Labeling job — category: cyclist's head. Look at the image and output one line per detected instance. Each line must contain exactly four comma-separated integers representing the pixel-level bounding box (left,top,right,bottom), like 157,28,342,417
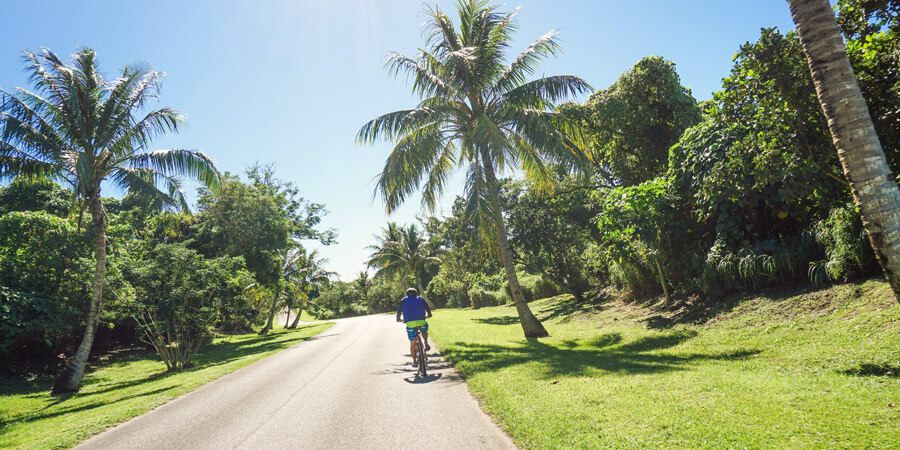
405,288,418,297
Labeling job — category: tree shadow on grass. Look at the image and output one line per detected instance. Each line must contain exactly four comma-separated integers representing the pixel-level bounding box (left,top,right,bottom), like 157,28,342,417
0,385,176,431
443,330,758,379
841,363,899,378
538,292,612,323
473,315,519,326
4,325,327,403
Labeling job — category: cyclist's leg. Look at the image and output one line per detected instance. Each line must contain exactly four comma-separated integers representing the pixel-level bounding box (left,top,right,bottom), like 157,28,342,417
406,325,418,365
422,323,431,351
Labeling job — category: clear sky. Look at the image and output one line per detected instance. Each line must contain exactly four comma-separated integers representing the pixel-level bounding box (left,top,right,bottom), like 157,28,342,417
0,0,798,280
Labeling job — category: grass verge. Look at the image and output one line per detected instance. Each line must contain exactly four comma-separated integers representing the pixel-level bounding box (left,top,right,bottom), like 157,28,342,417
0,322,333,449
430,279,900,449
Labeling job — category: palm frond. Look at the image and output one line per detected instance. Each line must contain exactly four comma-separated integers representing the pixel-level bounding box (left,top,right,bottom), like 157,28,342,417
501,75,592,107
126,148,220,189
385,52,449,99
108,166,182,211
375,125,447,213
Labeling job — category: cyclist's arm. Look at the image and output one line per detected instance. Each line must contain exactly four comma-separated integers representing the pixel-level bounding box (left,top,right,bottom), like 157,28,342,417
396,300,403,322
423,298,432,318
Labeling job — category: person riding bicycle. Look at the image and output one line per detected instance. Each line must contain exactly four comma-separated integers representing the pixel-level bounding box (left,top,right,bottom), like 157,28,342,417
396,288,432,368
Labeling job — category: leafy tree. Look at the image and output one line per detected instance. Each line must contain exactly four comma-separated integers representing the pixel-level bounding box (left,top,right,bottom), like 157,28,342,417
193,166,334,334
559,56,701,187
358,0,591,337
0,48,219,393
0,211,90,368
502,178,593,301
596,178,680,303
0,176,74,217
838,0,900,172
789,0,900,301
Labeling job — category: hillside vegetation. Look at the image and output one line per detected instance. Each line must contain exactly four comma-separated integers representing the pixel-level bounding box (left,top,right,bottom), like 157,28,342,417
430,280,900,448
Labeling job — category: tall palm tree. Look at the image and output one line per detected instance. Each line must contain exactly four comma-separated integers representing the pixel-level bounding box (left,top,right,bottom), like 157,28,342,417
358,0,591,336
0,48,220,392
368,224,441,306
787,0,900,302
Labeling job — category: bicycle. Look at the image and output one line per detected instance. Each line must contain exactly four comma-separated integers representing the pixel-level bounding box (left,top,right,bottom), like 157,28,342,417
411,325,428,378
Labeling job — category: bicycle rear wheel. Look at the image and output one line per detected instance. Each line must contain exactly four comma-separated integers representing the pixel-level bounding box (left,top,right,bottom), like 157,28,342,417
417,334,427,378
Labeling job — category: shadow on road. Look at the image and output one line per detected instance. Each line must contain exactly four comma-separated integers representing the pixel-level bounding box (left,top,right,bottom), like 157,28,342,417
403,373,443,384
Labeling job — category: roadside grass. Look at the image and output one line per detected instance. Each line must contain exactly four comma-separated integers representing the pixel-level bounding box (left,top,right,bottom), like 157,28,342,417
0,322,333,449
430,279,900,449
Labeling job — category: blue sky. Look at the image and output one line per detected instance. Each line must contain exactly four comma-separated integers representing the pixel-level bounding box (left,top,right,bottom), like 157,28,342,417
0,1,798,280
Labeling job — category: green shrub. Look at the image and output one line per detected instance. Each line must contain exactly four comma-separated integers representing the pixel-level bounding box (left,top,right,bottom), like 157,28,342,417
468,286,503,309
502,271,562,302
809,203,876,284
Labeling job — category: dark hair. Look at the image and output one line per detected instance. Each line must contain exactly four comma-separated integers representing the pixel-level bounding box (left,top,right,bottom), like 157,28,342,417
405,288,418,297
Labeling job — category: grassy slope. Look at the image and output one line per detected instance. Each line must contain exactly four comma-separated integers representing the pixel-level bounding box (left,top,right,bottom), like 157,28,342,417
430,280,900,449
0,323,333,449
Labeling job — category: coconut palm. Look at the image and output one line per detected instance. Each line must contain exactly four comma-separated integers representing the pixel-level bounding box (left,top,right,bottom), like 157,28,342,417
368,224,441,305
787,0,900,302
358,0,591,336
287,248,333,329
353,270,372,311
0,48,219,392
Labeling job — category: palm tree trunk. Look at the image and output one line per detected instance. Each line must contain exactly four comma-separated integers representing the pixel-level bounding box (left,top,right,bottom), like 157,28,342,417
414,273,436,310
284,304,292,328
289,301,304,329
484,161,549,338
788,0,900,302
260,285,282,335
52,195,107,394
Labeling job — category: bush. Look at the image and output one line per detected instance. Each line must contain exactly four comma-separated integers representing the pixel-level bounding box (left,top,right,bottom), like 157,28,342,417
467,286,503,309
427,272,470,308
503,271,562,302
131,244,252,371
809,203,877,284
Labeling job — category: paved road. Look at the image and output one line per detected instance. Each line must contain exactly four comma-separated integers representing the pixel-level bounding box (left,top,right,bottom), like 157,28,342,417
77,315,516,450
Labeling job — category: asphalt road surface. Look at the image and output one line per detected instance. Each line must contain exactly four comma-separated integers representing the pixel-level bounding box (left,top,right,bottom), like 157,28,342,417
77,314,516,450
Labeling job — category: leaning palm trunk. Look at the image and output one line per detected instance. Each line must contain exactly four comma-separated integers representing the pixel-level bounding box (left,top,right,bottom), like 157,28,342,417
289,302,304,329
52,195,107,393
413,273,436,310
486,162,549,338
260,286,282,335
788,0,900,302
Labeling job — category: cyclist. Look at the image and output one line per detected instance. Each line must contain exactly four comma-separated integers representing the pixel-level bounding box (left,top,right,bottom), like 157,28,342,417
396,288,432,368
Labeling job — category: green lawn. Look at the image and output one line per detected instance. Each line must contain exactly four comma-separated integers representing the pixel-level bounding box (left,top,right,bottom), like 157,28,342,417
0,322,333,449
429,280,900,449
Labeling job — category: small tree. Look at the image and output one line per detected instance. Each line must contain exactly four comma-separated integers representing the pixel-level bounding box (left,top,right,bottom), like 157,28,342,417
596,178,678,303
132,244,252,371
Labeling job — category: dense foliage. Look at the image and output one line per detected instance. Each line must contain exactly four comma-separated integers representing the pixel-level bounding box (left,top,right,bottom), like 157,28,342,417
0,167,332,374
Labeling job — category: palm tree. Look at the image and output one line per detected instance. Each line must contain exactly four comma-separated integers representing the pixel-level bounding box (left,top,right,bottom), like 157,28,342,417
287,249,333,329
354,270,372,312
787,0,900,302
358,1,591,336
0,48,219,392
368,224,441,307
